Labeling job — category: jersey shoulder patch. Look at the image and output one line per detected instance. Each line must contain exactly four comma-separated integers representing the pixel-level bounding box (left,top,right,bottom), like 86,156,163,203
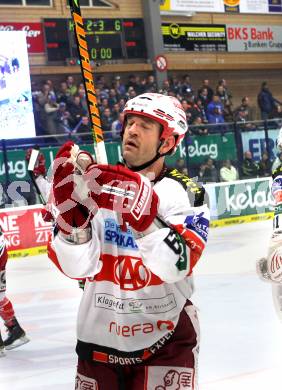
165,168,207,207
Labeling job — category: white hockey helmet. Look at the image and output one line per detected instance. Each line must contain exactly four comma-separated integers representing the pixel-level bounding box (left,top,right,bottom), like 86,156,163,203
123,93,188,154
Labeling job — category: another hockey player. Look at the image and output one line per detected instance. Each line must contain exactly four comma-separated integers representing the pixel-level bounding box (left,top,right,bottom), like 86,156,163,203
48,93,209,389
257,128,282,319
0,229,29,356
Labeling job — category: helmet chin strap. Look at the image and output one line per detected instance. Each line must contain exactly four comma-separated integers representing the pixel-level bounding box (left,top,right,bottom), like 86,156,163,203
122,140,173,172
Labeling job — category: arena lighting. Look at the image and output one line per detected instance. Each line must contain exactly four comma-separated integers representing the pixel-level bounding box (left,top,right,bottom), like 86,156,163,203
160,10,196,17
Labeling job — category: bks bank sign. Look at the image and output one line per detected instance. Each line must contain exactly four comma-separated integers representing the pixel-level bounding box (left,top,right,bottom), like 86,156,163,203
227,24,282,52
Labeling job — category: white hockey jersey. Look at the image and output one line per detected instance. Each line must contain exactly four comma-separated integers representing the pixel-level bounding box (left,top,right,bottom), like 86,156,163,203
48,168,209,356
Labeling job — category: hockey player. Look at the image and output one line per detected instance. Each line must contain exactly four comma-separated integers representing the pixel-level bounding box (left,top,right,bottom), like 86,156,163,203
257,128,282,319
48,93,209,389
0,229,29,356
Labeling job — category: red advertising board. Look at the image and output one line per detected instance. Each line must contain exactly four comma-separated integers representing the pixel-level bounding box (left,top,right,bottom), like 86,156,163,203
0,22,44,53
0,206,52,258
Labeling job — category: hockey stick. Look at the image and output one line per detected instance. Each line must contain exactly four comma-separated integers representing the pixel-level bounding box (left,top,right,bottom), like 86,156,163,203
68,0,108,164
27,148,47,205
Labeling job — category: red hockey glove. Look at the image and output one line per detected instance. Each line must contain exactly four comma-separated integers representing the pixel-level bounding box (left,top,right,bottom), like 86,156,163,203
52,142,95,234
85,164,159,232
25,148,46,177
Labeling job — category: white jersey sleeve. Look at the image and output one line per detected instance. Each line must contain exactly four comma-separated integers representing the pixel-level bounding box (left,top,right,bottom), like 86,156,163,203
135,171,209,283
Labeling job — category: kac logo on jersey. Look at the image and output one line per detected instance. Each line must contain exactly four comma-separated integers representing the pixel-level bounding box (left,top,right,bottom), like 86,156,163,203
114,257,151,290
104,218,138,250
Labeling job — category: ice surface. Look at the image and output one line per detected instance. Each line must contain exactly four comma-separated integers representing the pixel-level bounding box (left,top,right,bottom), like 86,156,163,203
0,220,281,390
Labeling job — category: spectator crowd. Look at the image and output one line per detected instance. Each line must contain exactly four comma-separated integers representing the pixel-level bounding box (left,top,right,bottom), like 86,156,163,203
29,73,282,185
31,73,282,141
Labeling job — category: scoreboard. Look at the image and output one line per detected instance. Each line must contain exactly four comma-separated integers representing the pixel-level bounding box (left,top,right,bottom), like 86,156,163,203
43,18,147,63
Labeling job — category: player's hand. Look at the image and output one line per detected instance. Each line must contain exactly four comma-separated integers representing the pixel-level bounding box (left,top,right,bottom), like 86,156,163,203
84,164,159,232
257,231,282,284
52,142,95,234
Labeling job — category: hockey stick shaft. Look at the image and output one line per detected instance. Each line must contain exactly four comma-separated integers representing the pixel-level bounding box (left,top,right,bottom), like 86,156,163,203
68,0,108,164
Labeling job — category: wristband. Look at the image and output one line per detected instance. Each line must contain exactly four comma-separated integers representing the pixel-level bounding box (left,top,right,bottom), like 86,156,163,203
59,227,92,245
132,217,165,239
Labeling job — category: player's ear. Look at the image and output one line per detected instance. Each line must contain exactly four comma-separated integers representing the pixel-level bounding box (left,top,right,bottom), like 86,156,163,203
160,135,176,154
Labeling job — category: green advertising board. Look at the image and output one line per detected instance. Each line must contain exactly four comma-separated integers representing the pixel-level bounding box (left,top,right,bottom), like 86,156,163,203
177,132,236,165
0,132,236,182
0,143,122,182
213,178,273,219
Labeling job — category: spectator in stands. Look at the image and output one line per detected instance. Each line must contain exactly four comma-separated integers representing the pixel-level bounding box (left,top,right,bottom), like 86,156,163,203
75,116,92,142
66,75,77,96
241,151,259,179
77,83,88,113
111,112,124,141
190,116,208,136
111,102,121,121
37,83,55,131
101,107,114,140
31,81,45,136
56,81,72,106
160,79,171,95
257,81,281,120
195,98,208,123
198,79,214,102
258,151,272,177
185,93,201,125
197,87,209,112
273,103,282,118
220,160,239,182
108,88,119,108
69,95,87,127
126,74,145,95
206,95,225,134
234,96,255,122
198,157,218,183
181,74,193,96
234,108,256,131
44,94,59,136
127,86,137,99
216,84,233,121
145,74,157,92
54,102,72,135
218,78,232,104
112,75,126,98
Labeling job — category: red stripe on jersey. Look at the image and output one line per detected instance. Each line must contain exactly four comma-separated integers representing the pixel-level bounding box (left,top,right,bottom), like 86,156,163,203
0,244,8,270
93,351,109,363
172,224,205,255
274,190,282,204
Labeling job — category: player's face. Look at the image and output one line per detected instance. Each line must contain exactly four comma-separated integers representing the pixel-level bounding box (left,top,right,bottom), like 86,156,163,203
122,114,161,168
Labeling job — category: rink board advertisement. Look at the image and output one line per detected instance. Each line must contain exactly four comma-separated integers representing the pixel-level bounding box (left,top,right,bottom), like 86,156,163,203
241,129,280,162
0,178,274,258
160,0,282,13
205,177,274,226
0,133,236,182
0,205,52,257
